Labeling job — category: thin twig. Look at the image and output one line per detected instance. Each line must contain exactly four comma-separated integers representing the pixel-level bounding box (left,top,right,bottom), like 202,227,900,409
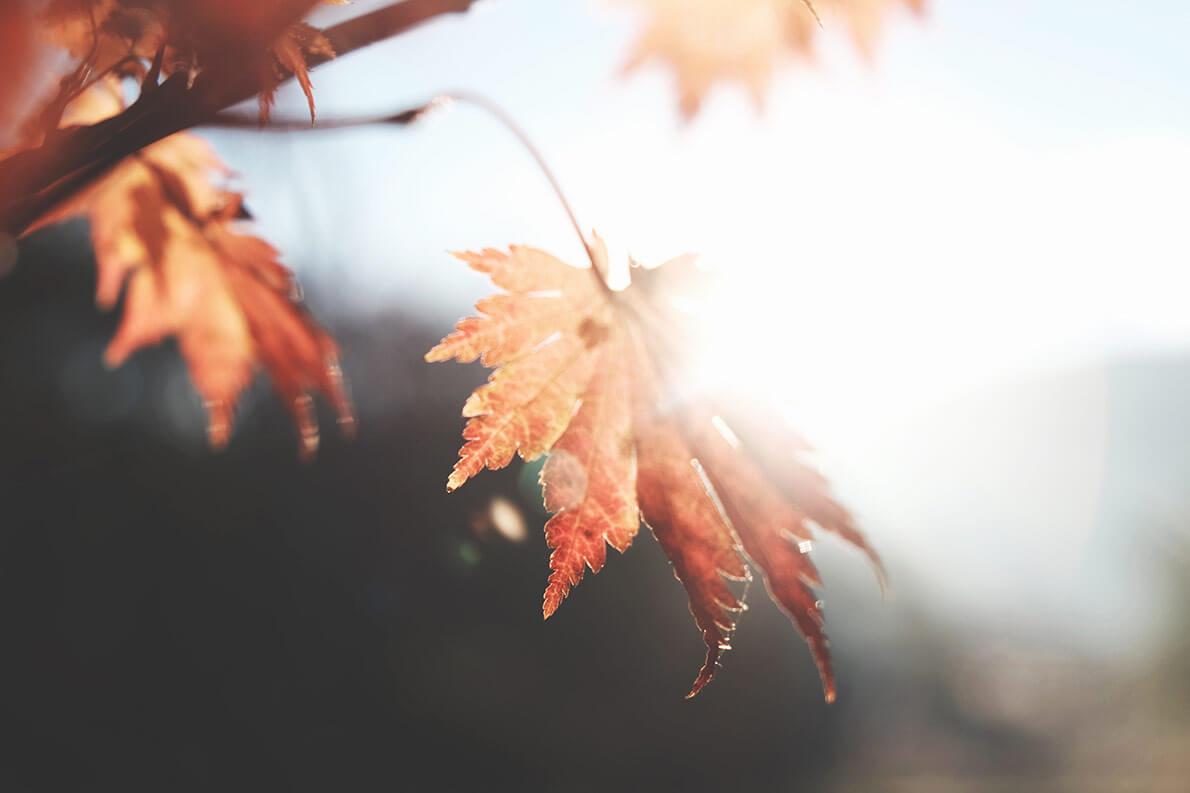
208,93,612,292
799,0,823,28
1,0,482,236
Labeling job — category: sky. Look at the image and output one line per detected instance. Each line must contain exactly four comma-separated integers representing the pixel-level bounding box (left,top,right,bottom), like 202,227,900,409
203,0,1190,655
212,0,1190,439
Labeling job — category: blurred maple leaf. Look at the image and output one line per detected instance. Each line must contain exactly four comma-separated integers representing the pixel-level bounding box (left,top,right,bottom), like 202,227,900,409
624,0,925,118
39,0,333,123
428,239,882,699
0,3,36,124
28,78,354,457
0,0,917,706
262,22,336,123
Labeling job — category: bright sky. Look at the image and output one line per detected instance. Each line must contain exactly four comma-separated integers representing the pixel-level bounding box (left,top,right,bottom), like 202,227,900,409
214,0,1190,447
207,0,1190,652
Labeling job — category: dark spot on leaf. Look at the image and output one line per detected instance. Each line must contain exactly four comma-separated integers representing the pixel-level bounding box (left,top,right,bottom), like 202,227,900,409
577,317,609,349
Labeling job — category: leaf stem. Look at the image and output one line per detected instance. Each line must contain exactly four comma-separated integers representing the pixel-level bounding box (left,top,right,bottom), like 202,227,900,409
446,93,607,288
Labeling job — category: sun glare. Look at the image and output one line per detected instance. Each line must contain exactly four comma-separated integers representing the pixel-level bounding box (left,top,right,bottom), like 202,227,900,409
577,78,1190,459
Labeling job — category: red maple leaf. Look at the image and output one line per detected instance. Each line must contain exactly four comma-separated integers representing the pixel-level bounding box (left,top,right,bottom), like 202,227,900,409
27,77,354,456
428,238,882,699
37,0,334,124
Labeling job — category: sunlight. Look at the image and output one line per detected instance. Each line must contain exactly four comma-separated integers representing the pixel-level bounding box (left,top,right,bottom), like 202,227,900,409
585,82,1190,457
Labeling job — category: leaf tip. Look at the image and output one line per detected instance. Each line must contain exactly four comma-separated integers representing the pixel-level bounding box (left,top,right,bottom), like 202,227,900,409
685,651,719,699
424,343,453,363
205,399,234,452
684,677,709,700
807,638,837,706
291,395,320,462
542,579,570,620
102,342,129,370
869,551,891,598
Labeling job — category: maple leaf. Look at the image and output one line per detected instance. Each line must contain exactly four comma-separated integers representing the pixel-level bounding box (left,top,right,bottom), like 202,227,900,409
0,3,35,119
42,0,135,58
623,0,925,117
540,345,638,618
28,78,354,457
428,238,881,699
425,246,610,490
259,22,336,124
35,0,334,127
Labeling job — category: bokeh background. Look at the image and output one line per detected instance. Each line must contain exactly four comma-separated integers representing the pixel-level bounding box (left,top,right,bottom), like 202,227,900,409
3,1,1190,790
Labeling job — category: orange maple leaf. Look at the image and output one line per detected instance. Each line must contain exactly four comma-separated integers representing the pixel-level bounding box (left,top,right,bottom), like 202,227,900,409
623,0,925,117
37,0,334,125
428,238,881,699
28,78,354,456
260,22,336,124
0,3,35,120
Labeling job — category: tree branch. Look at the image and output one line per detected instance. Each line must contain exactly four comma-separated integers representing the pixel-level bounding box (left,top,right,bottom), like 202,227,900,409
0,0,481,236
321,0,478,60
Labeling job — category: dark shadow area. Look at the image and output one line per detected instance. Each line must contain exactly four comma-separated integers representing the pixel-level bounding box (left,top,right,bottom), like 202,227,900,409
0,230,1187,792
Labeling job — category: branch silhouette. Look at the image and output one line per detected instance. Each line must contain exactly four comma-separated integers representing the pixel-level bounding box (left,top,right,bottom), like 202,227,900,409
0,0,481,236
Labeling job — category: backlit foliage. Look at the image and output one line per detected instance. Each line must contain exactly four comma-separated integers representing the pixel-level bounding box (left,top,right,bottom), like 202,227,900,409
428,242,883,698
13,0,351,454
0,0,922,699
624,0,925,117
